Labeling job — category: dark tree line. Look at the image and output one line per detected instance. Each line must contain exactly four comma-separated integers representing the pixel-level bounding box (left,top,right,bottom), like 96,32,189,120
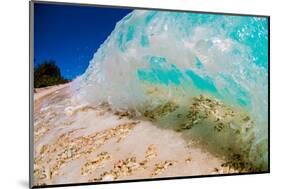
34,60,70,88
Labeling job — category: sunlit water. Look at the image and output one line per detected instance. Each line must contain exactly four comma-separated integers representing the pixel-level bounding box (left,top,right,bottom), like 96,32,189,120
73,10,268,170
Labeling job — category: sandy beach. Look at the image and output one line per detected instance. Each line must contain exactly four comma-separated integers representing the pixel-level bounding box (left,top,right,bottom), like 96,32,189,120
33,83,250,186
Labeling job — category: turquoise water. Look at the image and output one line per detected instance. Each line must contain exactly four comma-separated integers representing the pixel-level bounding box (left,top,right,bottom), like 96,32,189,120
76,10,268,170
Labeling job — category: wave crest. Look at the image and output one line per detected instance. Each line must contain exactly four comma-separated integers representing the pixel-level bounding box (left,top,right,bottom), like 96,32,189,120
73,10,268,170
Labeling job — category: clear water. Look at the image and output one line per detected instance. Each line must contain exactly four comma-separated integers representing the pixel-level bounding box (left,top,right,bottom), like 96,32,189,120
73,10,268,170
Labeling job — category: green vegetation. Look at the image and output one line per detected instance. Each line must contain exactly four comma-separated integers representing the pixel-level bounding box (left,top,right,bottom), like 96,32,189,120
34,60,69,88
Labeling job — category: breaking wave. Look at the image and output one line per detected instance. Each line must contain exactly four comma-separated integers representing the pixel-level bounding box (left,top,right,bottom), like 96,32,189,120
73,10,268,170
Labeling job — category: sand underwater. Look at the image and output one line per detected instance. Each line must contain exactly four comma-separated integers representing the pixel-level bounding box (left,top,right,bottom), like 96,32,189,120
33,10,268,186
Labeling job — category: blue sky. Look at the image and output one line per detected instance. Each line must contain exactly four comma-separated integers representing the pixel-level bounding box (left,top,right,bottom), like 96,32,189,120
34,3,132,80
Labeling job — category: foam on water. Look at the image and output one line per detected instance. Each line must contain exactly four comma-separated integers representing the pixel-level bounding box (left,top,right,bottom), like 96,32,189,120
73,10,268,170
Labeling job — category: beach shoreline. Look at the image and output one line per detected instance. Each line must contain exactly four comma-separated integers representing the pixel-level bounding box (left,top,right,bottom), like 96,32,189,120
33,84,251,186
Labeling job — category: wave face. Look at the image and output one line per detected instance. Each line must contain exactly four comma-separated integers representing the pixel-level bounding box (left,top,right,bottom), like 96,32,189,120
73,10,268,170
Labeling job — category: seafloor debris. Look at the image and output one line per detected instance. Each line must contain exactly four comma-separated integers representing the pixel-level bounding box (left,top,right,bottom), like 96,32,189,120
91,156,142,182
114,110,136,119
178,95,256,172
211,166,239,174
90,144,159,182
220,153,254,172
179,95,254,134
81,152,111,176
141,95,254,136
212,153,253,174
151,160,177,177
34,121,138,185
64,105,96,116
143,101,179,120
116,121,140,143
34,125,50,143
98,172,115,181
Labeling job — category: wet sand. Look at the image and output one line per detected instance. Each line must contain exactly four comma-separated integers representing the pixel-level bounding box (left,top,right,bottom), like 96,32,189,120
33,83,242,186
